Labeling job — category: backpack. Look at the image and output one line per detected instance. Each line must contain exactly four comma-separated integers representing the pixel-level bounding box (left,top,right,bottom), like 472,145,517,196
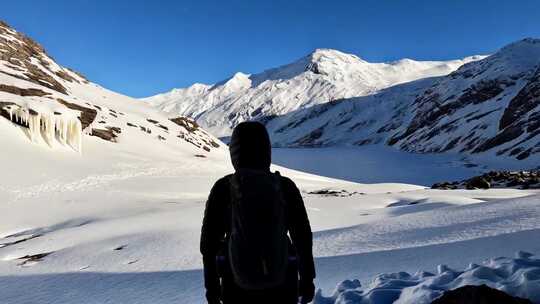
227,169,289,290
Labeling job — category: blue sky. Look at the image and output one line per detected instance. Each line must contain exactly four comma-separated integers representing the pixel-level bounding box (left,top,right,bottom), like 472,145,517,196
3,0,540,97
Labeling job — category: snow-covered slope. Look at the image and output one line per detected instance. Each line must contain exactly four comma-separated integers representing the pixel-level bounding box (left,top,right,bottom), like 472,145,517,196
263,38,540,163
316,251,540,304
0,21,221,156
143,48,481,137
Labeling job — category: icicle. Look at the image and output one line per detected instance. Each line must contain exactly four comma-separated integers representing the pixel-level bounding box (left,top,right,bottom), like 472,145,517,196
4,105,83,152
28,111,41,143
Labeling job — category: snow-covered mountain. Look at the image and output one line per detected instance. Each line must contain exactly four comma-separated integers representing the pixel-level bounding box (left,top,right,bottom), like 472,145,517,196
145,39,539,162
143,49,482,137
265,38,540,162
0,20,221,156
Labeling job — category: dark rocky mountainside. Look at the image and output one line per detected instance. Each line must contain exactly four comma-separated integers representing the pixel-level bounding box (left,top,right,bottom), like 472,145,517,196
432,169,540,190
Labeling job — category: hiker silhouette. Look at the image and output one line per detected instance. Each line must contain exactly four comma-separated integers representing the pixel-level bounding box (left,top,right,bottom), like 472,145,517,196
201,121,316,304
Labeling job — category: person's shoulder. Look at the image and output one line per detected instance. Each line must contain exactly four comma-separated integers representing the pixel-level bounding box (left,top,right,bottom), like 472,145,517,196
277,173,298,190
212,174,233,190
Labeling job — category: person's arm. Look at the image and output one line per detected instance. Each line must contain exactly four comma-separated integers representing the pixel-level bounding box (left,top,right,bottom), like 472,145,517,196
200,178,228,303
284,178,316,280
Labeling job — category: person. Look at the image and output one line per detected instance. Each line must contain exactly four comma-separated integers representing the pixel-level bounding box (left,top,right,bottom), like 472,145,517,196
200,121,316,304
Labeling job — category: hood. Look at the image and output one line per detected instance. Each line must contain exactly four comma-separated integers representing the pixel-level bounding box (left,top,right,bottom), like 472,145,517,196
229,121,271,171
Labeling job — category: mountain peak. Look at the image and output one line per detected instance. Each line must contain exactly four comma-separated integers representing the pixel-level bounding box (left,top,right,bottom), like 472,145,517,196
307,48,366,65
452,37,540,80
211,71,251,91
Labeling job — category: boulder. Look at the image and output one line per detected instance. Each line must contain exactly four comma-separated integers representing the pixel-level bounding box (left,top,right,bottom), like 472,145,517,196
431,284,533,304
466,176,491,189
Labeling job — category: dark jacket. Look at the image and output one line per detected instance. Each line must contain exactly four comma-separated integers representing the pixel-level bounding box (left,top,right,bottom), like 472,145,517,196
200,121,315,303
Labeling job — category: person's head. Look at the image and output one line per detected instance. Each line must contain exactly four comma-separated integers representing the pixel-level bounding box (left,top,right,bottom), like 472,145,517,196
229,121,271,171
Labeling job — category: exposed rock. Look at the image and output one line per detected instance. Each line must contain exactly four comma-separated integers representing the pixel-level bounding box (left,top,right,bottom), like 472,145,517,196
54,70,78,83
431,284,533,304
0,233,42,248
140,126,151,134
91,128,119,143
0,84,50,97
466,176,491,189
354,138,373,146
393,78,508,150
465,108,500,123
0,101,16,121
294,125,326,147
473,124,524,153
517,149,532,160
308,189,343,196
442,137,462,152
458,79,506,105
307,189,363,197
306,62,323,75
0,21,71,94
57,98,97,130
431,181,459,190
170,116,199,133
500,66,540,130
65,67,89,83
106,126,121,134
432,170,539,190
17,252,52,266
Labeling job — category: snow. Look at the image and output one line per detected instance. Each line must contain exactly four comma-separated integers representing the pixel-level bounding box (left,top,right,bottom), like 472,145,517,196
315,251,540,304
1,120,539,303
143,49,483,137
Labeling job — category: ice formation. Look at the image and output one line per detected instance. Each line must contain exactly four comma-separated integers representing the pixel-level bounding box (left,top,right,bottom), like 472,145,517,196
4,104,82,152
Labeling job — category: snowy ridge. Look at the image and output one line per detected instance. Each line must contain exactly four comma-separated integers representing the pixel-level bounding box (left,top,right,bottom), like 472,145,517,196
143,48,481,137
315,251,540,304
0,20,222,154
